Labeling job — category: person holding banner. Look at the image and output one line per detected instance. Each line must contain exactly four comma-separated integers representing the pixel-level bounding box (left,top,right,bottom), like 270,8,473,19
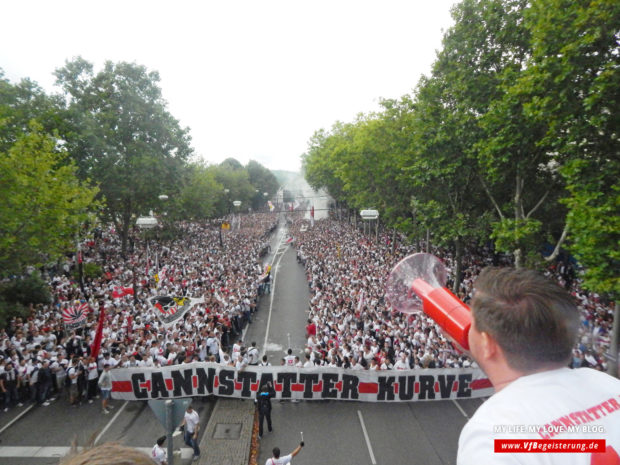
457,267,620,465
256,381,276,438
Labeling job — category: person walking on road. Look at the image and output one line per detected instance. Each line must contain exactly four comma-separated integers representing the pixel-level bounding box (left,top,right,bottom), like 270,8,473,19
97,363,112,414
181,404,200,461
256,381,275,438
151,435,167,465
265,442,304,465
248,342,260,366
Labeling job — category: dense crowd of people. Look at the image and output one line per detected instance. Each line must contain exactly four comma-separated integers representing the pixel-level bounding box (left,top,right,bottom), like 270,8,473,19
0,214,277,411
291,217,615,373
0,211,615,413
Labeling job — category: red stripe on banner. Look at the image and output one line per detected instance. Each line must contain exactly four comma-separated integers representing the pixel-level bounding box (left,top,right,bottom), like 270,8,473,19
192,376,198,389
359,382,378,394
471,378,492,390
415,382,420,394
335,381,343,391
251,382,260,392
165,379,173,391
112,381,133,392
394,382,399,394
313,381,323,392
214,376,219,388
291,383,304,392
434,382,439,393
452,381,459,392
234,381,242,391
274,382,283,392
139,380,152,391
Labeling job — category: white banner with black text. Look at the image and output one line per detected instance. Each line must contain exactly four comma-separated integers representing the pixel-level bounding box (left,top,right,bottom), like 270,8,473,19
110,363,494,402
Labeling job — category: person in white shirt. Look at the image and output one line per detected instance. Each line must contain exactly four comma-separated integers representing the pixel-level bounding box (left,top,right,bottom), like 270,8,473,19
247,342,260,366
151,435,167,465
393,352,409,370
265,442,304,465
458,267,620,465
180,405,200,461
284,349,296,367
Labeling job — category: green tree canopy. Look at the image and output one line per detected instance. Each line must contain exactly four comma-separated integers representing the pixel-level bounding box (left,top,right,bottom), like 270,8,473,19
54,58,193,254
0,122,98,275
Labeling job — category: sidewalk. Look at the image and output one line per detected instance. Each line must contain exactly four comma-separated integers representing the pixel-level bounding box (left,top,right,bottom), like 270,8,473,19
198,398,255,465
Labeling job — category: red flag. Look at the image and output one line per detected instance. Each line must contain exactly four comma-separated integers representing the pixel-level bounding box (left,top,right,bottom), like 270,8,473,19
112,286,134,298
311,205,315,218
90,304,106,359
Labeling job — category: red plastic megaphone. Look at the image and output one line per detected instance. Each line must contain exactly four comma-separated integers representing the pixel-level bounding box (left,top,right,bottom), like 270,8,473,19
386,253,472,351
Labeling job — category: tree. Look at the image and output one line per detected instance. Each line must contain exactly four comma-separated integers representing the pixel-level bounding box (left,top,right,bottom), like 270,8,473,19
212,160,257,216
177,162,223,220
0,123,98,275
246,160,279,211
519,0,620,296
54,58,193,255
0,70,65,153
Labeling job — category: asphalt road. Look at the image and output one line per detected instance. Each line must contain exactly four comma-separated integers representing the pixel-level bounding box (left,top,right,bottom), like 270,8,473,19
245,220,482,465
0,218,483,465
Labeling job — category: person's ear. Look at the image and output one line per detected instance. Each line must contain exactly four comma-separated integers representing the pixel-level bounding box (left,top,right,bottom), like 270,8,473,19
479,330,501,361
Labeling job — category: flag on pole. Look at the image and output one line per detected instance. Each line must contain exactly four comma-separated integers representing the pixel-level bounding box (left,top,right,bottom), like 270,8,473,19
62,302,90,329
311,205,315,227
90,304,106,359
149,296,205,328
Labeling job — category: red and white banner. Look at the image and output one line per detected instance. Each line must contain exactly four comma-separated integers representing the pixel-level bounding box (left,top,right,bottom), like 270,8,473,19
110,363,494,402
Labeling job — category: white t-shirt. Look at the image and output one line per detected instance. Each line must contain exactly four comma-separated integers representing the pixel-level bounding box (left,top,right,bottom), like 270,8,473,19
151,444,166,465
184,410,200,434
458,367,620,465
264,454,292,465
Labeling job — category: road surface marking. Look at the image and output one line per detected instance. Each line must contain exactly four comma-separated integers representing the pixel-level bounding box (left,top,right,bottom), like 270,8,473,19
94,401,128,445
261,230,288,357
0,404,35,436
452,399,469,418
357,410,377,465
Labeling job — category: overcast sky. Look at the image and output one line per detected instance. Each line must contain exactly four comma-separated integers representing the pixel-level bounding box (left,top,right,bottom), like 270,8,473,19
1,0,456,172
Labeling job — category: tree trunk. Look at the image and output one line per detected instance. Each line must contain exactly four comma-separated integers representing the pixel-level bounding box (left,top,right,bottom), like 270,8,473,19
608,302,619,378
453,237,463,294
514,248,523,269
120,212,131,258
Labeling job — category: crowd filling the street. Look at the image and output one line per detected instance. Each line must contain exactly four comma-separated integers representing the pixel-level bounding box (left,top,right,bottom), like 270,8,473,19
0,211,614,413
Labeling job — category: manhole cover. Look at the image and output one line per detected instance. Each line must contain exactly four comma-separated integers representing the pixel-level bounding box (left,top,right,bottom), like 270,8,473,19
212,423,242,439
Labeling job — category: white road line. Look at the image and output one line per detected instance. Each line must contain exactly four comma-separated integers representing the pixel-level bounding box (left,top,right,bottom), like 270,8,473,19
452,399,469,418
261,231,288,357
94,401,128,445
0,404,35,436
357,410,377,465
0,446,193,459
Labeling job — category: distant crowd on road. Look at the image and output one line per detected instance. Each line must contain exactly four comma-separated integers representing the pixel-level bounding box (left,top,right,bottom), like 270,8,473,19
0,212,614,414
291,217,614,373
0,214,277,413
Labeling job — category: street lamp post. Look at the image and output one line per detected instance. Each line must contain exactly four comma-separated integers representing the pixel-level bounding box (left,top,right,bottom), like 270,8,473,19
360,209,379,241
233,200,241,230
136,215,158,304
